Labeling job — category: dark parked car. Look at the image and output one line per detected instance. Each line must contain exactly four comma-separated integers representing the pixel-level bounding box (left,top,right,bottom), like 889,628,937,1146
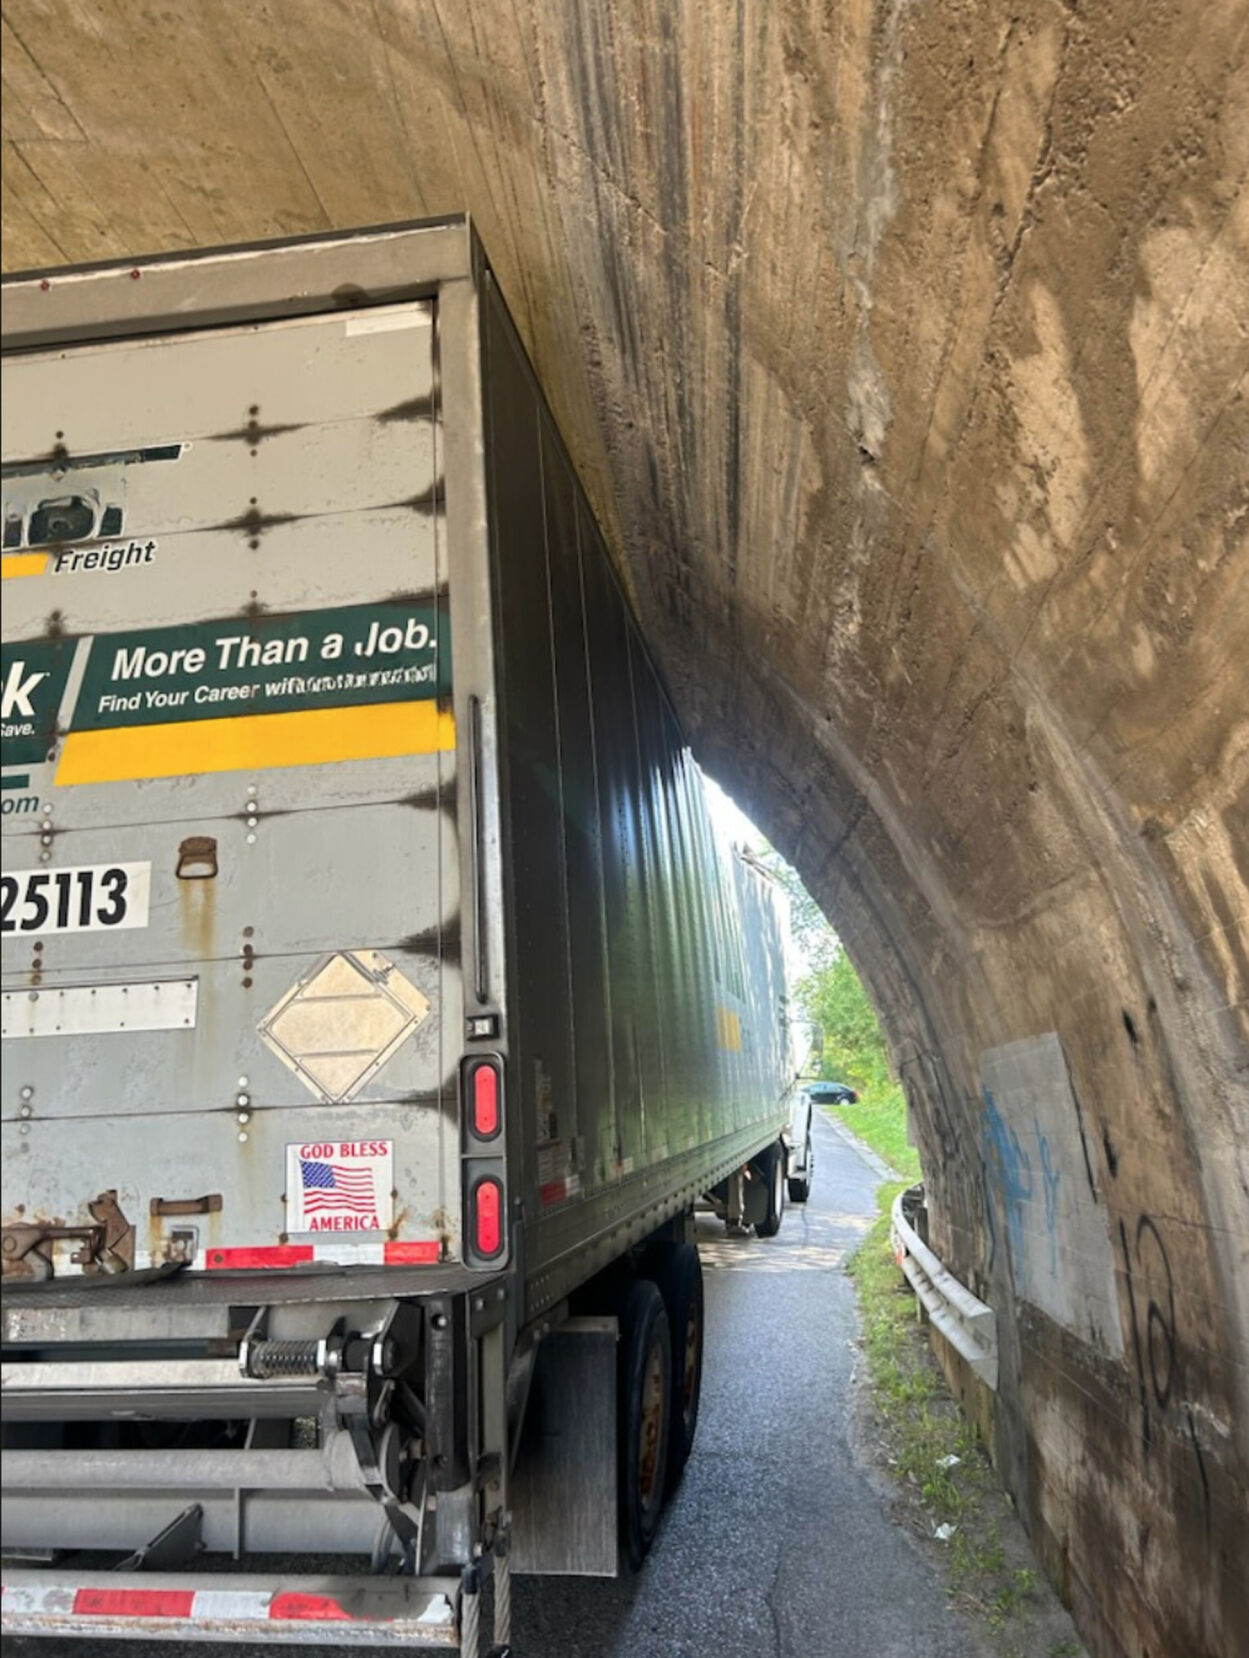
806,1080,859,1105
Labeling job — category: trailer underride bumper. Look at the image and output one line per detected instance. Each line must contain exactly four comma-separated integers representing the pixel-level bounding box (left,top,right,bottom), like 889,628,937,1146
1,1568,460,1647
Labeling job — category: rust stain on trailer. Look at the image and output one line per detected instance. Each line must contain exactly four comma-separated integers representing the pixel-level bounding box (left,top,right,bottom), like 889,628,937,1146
2,1191,134,1279
178,866,216,961
432,1207,455,1258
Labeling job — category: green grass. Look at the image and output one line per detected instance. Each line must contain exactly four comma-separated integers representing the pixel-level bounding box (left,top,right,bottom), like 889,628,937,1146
850,1183,955,1444
849,1185,1048,1652
828,1084,922,1181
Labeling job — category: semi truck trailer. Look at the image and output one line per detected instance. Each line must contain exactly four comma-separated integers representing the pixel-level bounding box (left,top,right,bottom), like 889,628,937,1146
0,219,798,1654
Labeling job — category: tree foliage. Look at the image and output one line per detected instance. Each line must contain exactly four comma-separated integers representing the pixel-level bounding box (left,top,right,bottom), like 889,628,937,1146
798,948,897,1097
747,842,896,1096
746,844,839,973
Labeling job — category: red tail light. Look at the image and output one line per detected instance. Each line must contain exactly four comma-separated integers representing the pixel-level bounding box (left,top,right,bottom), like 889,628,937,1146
473,1177,503,1258
466,1058,501,1139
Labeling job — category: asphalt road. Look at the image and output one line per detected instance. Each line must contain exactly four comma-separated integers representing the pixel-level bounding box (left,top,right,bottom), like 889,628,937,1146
11,1115,984,1658
509,1113,979,1658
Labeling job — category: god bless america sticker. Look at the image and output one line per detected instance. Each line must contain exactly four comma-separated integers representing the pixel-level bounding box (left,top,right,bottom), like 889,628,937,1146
286,1140,393,1233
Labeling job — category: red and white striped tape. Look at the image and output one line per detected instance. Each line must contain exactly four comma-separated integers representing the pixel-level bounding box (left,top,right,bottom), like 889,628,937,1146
5,1585,350,1620
2,1581,455,1632
204,1238,441,1270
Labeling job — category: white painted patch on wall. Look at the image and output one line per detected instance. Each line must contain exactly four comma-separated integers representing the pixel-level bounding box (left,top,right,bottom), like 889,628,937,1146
979,1032,1124,1356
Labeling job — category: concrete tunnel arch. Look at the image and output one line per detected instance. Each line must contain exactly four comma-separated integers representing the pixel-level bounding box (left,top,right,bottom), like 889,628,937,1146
1,2,1246,1654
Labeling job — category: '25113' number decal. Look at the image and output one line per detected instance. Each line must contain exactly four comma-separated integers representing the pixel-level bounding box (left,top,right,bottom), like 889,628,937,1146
0,862,152,937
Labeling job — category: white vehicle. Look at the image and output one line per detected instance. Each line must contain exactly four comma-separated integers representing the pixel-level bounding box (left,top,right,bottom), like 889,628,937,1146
787,1087,816,1203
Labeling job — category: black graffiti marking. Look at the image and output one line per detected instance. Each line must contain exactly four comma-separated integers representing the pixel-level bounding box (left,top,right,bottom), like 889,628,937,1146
1119,1218,1152,1453
1121,1212,1186,1462
1123,1217,1210,1525
1060,1049,1100,1201
1102,1127,1120,1179
1135,1215,1178,1411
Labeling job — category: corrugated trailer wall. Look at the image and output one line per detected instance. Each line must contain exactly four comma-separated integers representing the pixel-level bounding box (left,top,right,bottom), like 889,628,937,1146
479,276,791,1295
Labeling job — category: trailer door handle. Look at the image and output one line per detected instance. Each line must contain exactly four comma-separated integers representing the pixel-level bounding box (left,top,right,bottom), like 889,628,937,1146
150,1193,223,1217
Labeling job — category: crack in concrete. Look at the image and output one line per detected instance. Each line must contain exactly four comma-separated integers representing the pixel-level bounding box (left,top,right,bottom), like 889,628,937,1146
2,13,90,145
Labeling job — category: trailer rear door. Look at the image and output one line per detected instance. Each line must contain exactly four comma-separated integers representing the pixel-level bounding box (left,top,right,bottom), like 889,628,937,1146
1,301,463,1276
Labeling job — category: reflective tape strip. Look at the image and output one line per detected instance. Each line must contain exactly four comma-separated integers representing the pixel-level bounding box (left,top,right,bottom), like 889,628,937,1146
3,1586,74,1614
74,1589,196,1617
2,1578,458,1638
204,1240,439,1270
204,1245,314,1270
190,1590,273,1619
4,1585,343,1621
269,1591,353,1621
383,1240,439,1265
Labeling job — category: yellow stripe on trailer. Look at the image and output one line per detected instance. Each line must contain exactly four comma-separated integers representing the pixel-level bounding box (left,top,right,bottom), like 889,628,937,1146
1,553,50,579
716,1005,743,1052
56,700,456,785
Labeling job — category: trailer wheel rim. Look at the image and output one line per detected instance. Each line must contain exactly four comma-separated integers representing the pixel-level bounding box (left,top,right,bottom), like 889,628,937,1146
639,1336,665,1509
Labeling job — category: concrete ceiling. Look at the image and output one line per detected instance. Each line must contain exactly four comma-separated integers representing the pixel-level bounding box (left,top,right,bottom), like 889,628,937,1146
3,3,1248,1653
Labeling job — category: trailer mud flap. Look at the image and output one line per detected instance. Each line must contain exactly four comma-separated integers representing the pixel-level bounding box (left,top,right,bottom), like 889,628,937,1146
509,1317,617,1576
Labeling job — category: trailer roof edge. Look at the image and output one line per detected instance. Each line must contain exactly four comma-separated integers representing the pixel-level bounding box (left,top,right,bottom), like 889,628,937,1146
1,216,478,352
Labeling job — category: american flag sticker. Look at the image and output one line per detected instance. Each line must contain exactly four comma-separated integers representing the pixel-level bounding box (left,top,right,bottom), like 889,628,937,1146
285,1140,394,1233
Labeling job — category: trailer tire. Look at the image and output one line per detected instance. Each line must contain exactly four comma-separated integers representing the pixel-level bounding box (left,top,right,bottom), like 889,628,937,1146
755,1141,787,1238
651,1244,704,1489
618,1278,672,1571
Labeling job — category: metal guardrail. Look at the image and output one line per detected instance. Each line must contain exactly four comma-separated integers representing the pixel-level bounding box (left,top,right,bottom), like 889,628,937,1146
890,1184,998,1391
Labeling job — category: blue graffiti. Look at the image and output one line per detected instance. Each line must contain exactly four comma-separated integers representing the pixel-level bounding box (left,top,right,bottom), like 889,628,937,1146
981,1089,1033,1269
1038,1124,1061,1277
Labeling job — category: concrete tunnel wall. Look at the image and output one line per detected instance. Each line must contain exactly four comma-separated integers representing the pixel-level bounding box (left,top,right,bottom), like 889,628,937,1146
2,2,1247,1654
